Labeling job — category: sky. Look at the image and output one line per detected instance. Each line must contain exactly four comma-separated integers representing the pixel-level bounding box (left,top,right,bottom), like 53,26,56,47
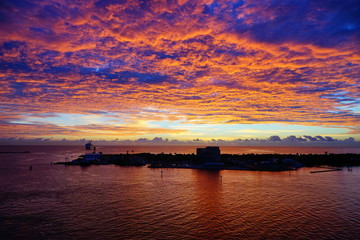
0,0,359,145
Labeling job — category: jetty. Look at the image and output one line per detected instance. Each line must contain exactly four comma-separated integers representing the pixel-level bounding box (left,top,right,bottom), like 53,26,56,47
310,167,343,173
0,151,30,154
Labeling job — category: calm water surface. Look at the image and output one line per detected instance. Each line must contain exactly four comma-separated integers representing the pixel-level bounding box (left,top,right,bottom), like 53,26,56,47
1,145,360,239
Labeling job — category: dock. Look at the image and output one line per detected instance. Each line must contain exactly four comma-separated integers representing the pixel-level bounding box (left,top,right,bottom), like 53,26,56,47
310,167,343,173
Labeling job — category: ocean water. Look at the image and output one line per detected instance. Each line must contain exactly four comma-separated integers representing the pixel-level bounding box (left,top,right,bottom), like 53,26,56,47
1,145,360,239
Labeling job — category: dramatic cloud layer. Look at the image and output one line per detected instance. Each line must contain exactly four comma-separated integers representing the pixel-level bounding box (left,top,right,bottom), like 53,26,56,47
0,0,359,142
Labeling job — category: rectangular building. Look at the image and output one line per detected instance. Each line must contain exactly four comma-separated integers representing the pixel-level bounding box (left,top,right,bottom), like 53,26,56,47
196,146,221,164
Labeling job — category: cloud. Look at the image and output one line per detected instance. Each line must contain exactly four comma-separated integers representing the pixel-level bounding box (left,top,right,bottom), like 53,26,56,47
232,0,360,47
303,135,317,141
1,135,359,147
0,121,187,139
269,135,281,141
0,0,359,141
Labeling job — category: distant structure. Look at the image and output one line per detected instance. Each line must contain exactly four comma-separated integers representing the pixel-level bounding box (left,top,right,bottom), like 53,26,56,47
85,141,96,153
196,146,223,166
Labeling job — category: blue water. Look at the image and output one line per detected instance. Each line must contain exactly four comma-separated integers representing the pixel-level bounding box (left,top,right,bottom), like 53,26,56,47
1,145,360,239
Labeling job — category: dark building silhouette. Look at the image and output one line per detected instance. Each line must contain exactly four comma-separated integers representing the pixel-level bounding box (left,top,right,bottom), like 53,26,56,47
196,146,222,166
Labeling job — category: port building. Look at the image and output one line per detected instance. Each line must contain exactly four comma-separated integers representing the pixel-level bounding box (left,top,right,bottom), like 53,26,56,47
196,146,223,166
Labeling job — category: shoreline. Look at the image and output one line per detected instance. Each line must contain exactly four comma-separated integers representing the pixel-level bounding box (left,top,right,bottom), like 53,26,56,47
55,152,360,171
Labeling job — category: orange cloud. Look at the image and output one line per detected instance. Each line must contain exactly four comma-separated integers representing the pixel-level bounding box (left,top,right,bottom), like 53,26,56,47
0,0,359,140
